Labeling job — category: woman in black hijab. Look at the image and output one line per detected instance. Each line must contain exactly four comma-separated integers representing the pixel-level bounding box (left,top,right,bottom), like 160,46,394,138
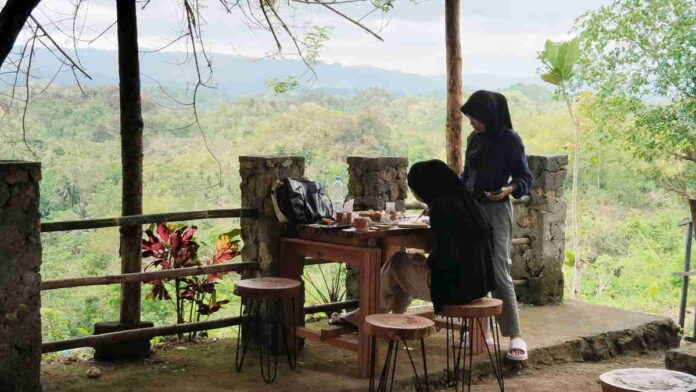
329,160,495,327
406,159,496,311
460,90,533,361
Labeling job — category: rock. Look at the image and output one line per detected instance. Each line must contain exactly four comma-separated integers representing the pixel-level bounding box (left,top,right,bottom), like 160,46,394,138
85,367,102,379
512,155,569,305
666,343,696,376
0,161,41,392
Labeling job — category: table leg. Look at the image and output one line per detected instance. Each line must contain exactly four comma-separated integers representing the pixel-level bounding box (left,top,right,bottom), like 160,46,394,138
358,248,381,378
280,240,306,350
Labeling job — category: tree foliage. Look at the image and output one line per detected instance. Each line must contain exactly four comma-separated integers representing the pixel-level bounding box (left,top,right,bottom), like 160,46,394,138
574,0,695,196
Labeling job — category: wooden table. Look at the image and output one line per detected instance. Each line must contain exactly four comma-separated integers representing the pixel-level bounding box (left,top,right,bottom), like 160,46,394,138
279,225,429,378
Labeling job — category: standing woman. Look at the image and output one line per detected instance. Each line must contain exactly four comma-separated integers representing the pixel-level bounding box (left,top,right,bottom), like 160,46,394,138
460,90,533,362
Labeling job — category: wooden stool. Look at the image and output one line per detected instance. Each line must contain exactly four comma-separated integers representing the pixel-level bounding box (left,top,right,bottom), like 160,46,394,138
599,368,696,392
365,314,435,392
233,277,302,383
441,298,505,392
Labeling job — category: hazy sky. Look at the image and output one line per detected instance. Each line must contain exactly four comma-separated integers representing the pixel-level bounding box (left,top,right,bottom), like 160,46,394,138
33,0,613,77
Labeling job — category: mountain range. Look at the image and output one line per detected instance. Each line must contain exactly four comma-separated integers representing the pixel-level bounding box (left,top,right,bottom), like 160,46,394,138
29,48,545,97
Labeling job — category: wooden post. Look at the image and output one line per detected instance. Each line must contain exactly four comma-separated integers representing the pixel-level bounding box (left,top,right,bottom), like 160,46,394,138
445,0,463,174
116,0,144,325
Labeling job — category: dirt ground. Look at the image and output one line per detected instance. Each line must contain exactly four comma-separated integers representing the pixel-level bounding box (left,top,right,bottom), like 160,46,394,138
459,351,666,392
42,338,669,392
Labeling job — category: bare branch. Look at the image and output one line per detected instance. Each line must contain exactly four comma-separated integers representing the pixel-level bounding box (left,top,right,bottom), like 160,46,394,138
259,0,282,52
29,15,92,80
21,26,39,158
310,0,384,41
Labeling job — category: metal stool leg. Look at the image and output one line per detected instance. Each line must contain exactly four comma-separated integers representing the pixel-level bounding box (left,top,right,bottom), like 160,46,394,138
420,338,430,392
277,297,298,370
403,339,430,392
259,298,279,383
467,318,474,392
235,296,254,372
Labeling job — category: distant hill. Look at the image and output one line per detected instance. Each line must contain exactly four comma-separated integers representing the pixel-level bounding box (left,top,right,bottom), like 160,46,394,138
28,49,545,97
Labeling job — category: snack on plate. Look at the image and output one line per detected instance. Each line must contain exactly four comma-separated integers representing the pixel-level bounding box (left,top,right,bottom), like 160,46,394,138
321,218,336,225
359,209,382,222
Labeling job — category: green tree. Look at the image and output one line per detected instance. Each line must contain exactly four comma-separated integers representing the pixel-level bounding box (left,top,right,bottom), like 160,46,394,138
574,0,695,197
539,37,585,299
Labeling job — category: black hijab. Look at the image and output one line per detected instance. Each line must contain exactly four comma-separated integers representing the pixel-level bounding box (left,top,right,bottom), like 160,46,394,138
407,159,491,232
407,159,464,204
460,90,513,169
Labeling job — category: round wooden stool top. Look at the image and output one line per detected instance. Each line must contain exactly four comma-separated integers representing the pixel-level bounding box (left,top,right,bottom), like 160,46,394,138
599,368,696,392
233,277,302,298
364,314,435,341
441,298,503,319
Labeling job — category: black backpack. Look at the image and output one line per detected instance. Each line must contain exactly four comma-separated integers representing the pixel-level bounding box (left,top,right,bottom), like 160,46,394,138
273,178,334,224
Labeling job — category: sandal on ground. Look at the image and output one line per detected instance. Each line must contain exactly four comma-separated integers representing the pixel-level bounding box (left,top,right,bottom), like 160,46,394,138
328,312,358,328
506,337,528,361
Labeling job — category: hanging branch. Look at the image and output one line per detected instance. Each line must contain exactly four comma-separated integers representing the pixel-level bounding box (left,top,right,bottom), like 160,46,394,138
29,15,92,80
20,25,39,158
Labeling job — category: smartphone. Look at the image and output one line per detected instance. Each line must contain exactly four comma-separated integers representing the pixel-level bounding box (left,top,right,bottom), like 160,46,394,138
488,189,503,196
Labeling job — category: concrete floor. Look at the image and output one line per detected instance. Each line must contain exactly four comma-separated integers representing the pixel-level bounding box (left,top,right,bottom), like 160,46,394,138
42,300,679,392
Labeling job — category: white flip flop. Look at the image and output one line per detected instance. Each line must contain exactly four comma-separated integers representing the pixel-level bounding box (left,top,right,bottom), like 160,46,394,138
506,337,528,361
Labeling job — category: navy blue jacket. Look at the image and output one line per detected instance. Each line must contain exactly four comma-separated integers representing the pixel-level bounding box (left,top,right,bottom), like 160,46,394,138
460,128,533,202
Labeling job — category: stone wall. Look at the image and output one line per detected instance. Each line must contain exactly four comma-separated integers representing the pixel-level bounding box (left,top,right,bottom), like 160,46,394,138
239,156,305,276
0,161,42,392
346,157,408,211
511,155,568,305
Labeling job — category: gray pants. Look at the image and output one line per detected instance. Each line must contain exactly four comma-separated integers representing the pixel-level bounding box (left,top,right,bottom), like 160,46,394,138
481,200,521,337
380,200,521,337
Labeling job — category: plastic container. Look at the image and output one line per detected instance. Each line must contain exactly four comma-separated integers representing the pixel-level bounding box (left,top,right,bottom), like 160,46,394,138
328,177,347,211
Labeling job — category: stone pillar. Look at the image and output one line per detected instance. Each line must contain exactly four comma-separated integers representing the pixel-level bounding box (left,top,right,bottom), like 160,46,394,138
344,157,408,300
511,155,568,305
0,161,42,392
239,156,305,276
346,157,409,212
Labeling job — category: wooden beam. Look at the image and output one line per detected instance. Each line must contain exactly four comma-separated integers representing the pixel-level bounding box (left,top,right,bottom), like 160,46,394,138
41,299,357,353
41,208,258,232
41,262,259,291
512,237,531,246
42,316,242,353
445,0,463,174
303,299,360,314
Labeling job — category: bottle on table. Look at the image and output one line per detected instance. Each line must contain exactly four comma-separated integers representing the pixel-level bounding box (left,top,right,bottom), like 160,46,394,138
328,176,347,212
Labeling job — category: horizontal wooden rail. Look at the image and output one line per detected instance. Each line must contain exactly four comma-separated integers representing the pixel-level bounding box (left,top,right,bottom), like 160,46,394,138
405,196,531,211
42,299,358,353
512,237,531,246
674,272,696,277
41,208,258,233
41,262,260,290
42,315,243,353
304,299,360,314
513,279,528,287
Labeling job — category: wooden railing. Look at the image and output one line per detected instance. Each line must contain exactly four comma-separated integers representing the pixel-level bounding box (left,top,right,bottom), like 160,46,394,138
40,208,261,353
40,207,533,353
41,208,258,232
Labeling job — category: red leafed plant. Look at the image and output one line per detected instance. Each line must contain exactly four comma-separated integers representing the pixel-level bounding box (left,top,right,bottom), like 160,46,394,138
142,224,240,339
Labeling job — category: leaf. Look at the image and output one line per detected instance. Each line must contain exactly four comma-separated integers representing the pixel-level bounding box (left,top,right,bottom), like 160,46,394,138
76,327,90,336
541,73,561,86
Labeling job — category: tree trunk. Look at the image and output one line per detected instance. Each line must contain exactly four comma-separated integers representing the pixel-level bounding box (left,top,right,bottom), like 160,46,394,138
445,0,463,174
565,95,583,300
0,0,41,67
116,0,144,324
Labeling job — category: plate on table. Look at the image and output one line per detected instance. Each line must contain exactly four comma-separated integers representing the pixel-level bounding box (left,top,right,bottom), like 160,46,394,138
307,223,352,230
397,222,430,229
